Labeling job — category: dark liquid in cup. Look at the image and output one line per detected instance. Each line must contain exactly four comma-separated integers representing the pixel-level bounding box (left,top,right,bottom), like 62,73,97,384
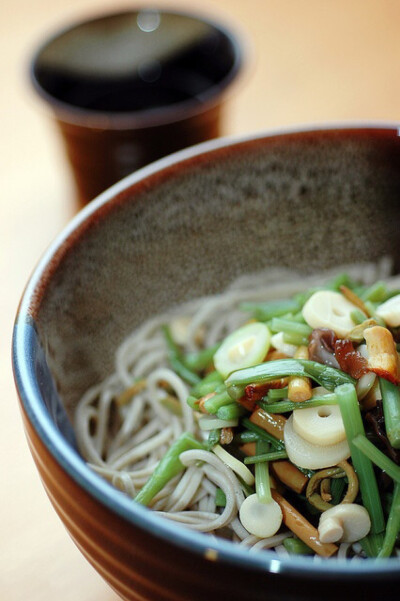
33,12,237,113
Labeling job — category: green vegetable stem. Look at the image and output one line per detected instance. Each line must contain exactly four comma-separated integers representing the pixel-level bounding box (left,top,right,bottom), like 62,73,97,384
378,483,400,558
226,359,355,399
239,298,300,321
254,440,272,503
335,384,385,537
162,326,201,385
379,377,400,449
135,432,204,506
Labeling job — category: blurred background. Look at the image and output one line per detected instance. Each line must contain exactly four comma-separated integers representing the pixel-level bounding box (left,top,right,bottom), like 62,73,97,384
2,1,400,599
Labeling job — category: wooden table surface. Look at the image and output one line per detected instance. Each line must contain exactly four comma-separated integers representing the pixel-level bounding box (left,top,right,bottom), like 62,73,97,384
2,1,400,599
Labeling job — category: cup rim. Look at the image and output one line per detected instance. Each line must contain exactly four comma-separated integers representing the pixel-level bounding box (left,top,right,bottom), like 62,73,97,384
12,122,400,580
29,7,246,130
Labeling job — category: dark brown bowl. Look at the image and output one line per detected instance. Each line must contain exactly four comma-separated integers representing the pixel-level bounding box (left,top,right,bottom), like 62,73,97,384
13,125,400,600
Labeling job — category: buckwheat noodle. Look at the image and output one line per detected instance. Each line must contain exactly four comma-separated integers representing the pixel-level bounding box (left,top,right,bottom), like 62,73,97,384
75,258,398,557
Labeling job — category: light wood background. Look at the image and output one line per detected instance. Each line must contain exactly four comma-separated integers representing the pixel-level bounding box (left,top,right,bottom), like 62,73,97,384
2,1,400,599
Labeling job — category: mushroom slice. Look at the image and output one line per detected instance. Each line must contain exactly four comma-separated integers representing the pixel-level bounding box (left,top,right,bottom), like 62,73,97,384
318,503,371,543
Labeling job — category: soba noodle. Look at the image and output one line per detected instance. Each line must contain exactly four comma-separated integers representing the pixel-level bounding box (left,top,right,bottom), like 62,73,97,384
75,258,400,558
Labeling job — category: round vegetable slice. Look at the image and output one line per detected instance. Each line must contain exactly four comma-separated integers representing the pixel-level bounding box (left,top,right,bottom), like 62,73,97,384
292,404,346,446
302,290,357,337
214,322,271,379
376,293,400,327
284,414,350,469
239,494,283,538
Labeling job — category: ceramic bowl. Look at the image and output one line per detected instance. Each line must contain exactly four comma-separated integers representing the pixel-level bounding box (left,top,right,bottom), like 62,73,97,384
13,125,400,601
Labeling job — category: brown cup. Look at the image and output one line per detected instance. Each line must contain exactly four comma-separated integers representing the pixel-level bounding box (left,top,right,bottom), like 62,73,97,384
30,9,245,208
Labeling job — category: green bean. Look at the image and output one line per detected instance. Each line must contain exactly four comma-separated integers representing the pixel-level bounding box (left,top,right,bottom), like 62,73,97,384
135,433,204,506
352,434,400,484
239,299,300,321
361,281,388,303
282,332,310,346
293,287,322,308
359,533,385,558
379,377,400,449
270,317,312,339
187,395,200,410
203,389,232,415
183,343,220,372
244,450,288,465
234,430,260,444
378,483,400,557
327,272,358,291
215,488,227,507
190,370,224,398
226,359,355,400
216,403,246,420
259,394,337,413
350,308,368,325
283,537,314,555
266,387,289,401
241,418,285,450
255,440,272,503
162,326,201,385
335,384,385,535
280,311,307,324
205,429,221,451
363,301,386,326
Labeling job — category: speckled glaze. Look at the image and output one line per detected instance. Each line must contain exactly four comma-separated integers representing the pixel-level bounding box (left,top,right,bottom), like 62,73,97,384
13,126,400,600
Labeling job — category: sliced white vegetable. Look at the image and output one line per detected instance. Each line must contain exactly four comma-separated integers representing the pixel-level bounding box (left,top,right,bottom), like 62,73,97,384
214,322,271,378
363,378,382,405
302,290,358,337
213,444,255,486
198,416,239,431
283,414,350,470
318,504,371,543
376,293,400,327
239,493,282,538
270,331,297,357
292,404,346,446
358,343,369,359
356,371,376,400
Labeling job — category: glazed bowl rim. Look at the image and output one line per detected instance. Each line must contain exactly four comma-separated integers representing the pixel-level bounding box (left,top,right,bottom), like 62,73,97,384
29,6,246,130
12,121,400,580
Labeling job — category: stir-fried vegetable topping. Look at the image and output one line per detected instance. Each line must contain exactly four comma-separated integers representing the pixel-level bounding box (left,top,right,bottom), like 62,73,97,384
131,273,400,558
